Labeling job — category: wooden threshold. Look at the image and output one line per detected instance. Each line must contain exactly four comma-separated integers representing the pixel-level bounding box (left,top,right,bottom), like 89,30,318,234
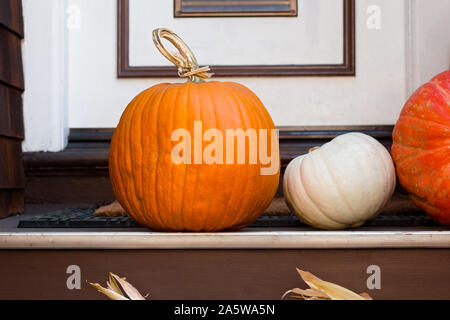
1,228,449,249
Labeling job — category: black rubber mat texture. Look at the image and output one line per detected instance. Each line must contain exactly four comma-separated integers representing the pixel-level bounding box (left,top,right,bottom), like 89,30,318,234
17,206,441,229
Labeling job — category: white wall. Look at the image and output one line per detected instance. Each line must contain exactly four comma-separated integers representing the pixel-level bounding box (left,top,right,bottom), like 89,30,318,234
129,0,343,66
22,0,450,152
406,0,450,94
22,0,68,152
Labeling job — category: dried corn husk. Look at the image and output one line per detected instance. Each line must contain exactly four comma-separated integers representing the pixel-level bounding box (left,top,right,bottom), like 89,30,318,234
283,268,373,300
94,200,127,217
88,273,146,300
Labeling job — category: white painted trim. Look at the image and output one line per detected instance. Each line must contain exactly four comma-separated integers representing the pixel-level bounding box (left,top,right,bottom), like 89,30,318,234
22,0,69,152
52,0,69,150
404,0,450,97
405,0,420,97
1,230,449,249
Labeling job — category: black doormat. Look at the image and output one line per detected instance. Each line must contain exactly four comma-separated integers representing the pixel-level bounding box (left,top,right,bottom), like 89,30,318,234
17,205,440,229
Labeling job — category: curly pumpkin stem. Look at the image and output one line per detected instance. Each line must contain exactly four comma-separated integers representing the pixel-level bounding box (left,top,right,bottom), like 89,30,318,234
152,28,214,83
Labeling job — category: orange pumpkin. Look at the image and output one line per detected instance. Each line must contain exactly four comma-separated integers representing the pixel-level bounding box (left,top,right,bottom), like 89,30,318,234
392,70,450,225
109,29,279,231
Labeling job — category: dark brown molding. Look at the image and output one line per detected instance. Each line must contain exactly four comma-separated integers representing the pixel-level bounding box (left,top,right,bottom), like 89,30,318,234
117,0,355,77
174,0,298,18
66,125,393,164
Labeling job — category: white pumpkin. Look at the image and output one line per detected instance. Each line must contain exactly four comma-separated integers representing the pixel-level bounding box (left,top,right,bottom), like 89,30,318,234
283,133,396,230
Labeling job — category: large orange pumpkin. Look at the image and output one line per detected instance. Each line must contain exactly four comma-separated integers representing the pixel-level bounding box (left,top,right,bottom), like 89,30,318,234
109,29,279,231
392,70,450,225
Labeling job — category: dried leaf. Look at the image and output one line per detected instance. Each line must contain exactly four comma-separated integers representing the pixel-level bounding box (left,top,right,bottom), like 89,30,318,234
95,200,127,217
110,273,146,300
295,268,327,295
298,288,330,299
88,282,128,300
106,276,123,296
296,268,322,281
307,279,366,300
282,288,329,300
108,272,128,296
291,295,321,300
286,268,374,301
359,292,373,300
